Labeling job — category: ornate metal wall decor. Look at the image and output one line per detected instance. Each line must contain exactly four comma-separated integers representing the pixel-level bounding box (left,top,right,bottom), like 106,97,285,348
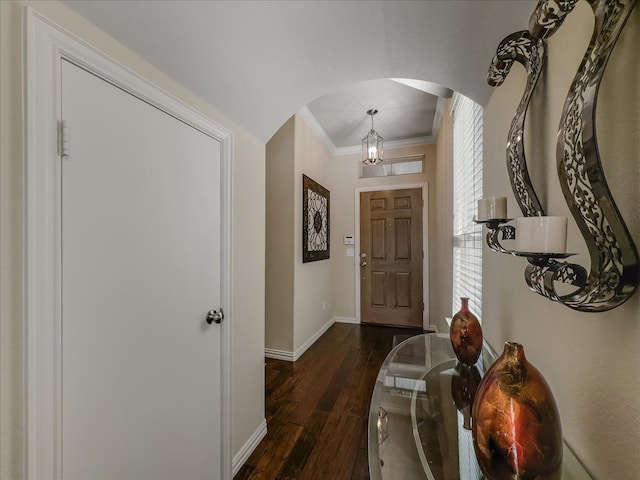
486,1,580,219
528,0,580,38
487,30,546,217
482,0,639,312
302,174,330,263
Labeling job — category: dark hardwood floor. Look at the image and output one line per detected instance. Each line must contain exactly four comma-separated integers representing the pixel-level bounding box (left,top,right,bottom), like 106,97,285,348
234,323,423,480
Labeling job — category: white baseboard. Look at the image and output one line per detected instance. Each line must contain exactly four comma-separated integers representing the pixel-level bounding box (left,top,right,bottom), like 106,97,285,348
334,316,358,324
232,418,267,476
292,317,335,360
264,348,294,361
264,317,338,362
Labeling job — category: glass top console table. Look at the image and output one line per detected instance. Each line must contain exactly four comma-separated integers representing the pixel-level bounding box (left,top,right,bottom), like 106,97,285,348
368,333,593,480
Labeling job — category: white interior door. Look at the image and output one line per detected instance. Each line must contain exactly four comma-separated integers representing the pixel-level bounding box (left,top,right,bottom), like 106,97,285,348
61,59,222,479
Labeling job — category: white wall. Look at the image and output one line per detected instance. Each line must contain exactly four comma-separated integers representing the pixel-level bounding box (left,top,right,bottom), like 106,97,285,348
0,1,266,476
482,3,640,478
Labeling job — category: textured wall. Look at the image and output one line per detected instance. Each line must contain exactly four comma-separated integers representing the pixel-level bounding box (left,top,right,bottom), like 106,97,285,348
482,3,640,478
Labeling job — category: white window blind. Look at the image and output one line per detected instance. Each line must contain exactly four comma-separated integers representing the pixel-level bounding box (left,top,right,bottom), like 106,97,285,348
452,94,483,319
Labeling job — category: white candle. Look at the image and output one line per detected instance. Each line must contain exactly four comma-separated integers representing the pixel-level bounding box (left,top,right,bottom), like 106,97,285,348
515,217,568,253
477,197,507,221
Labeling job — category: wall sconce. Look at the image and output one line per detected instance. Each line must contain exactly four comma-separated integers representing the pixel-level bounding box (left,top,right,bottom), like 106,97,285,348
482,0,639,312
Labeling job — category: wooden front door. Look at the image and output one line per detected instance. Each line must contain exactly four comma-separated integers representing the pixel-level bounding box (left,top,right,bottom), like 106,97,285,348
360,188,423,327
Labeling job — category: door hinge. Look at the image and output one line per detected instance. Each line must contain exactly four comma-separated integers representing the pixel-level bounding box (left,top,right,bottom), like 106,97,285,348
58,120,70,157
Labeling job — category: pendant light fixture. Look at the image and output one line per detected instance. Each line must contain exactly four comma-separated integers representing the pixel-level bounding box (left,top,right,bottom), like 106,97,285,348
362,108,383,165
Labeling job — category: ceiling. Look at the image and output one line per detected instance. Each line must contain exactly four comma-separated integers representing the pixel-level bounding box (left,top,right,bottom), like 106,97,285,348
301,78,452,155
61,0,536,148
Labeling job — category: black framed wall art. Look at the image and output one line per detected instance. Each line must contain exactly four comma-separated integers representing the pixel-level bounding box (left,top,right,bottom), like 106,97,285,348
302,174,330,263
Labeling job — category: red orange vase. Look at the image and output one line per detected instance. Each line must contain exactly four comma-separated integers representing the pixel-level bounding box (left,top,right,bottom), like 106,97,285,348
472,342,563,480
450,362,482,430
449,297,483,365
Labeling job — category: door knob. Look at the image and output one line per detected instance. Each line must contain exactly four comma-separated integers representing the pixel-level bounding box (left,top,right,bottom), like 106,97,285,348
206,308,224,325
360,261,367,267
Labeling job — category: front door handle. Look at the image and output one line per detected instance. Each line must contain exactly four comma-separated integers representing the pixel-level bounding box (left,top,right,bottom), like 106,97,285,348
206,308,224,325
360,261,367,267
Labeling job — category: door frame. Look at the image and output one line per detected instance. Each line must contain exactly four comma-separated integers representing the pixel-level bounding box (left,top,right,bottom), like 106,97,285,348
24,9,233,479
354,183,429,329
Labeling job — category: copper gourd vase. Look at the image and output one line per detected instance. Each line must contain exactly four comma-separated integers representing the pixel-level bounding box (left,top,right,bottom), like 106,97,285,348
472,342,563,480
449,297,483,365
450,362,482,430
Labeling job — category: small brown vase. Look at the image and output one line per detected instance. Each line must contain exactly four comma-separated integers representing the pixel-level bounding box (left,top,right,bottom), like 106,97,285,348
450,362,482,430
449,297,483,365
472,342,563,480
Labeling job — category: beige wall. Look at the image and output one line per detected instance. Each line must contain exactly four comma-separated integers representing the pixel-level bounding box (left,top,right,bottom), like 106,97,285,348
264,114,335,354
326,140,447,326
0,1,266,476
0,3,24,476
293,115,334,351
6,1,635,478
265,118,295,352
482,2,639,478
432,99,455,331
265,113,453,352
